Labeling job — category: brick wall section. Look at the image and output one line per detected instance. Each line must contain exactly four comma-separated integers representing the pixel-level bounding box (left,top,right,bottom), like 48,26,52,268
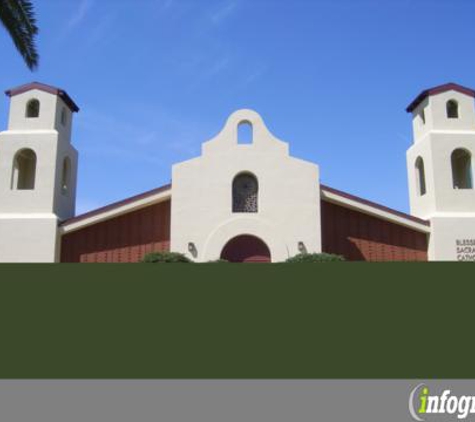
60,200,171,263
321,200,428,261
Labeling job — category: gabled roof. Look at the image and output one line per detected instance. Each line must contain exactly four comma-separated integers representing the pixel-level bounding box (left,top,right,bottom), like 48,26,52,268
406,82,475,113
320,184,430,233
5,81,80,112
60,183,172,233
60,182,430,235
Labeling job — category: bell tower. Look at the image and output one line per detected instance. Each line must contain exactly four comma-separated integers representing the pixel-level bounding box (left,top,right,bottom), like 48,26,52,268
406,83,475,261
0,82,79,262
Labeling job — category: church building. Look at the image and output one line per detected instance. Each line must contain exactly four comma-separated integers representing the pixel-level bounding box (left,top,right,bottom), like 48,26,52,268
0,82,474,263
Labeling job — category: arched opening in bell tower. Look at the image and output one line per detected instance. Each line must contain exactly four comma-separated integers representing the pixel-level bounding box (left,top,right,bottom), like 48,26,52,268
25,99,40,118
451,148,473,189
415,156,427,196
446,100,459,119
11,148,37,190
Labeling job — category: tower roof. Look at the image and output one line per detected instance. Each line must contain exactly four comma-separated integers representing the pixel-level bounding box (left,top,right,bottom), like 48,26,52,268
5,81,79,112
406,82,475,113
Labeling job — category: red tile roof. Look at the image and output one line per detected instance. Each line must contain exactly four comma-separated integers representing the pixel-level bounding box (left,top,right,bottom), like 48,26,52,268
406,82,475,113
5,81,80,112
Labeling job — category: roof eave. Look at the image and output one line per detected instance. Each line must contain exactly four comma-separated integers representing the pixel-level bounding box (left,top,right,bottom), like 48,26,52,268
5,82,80,113
406,82,475,113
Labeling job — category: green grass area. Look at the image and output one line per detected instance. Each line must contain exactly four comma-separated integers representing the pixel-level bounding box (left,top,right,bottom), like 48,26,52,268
0,263,471,378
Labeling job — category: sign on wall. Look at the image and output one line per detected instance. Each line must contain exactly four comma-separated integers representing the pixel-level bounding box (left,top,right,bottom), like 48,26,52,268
456,239,475,261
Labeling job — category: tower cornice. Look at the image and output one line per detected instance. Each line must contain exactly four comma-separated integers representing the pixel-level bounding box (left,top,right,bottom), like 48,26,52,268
5,81,79,113
406,83,475,113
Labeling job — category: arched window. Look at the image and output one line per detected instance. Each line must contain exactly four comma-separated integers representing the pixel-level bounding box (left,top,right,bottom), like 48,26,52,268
60,107,67,126
232,172,258,212
415,157,426,196
420,109,426,125
238,121,253,144
446,100,459,119
451,149,473,189
26,99,40,118
61,157,71,195
11,149,37,190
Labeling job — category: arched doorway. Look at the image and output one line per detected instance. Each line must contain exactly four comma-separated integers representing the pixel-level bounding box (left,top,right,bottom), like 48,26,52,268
220,235,271,263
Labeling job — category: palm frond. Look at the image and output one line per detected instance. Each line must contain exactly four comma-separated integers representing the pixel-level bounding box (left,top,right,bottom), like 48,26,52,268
0,0,39,70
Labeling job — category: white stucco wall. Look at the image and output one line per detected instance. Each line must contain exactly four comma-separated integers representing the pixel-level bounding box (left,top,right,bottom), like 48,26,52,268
7,90,74,136
171,109,321,262
0,89,77,262
407,88,475,261
411,91,475,142
428,216,475,261
0,215,59,262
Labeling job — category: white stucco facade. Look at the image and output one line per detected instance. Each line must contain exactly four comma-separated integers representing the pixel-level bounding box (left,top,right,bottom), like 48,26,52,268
407,86,475,261
170,109,321,262
0,85,78,263
0,81,474,262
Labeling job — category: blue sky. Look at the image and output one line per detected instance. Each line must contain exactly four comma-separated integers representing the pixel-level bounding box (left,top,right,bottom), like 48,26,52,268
1,0,475,214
